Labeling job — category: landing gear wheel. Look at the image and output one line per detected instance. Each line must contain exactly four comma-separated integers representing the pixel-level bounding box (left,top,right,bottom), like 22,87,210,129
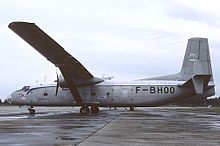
91,105,99,114
80,106,90,115
28,106,35,114
130,106,134,111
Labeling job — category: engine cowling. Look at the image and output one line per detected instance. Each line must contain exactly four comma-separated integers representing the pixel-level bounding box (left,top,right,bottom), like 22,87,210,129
55,74,104,91
58,74,68,88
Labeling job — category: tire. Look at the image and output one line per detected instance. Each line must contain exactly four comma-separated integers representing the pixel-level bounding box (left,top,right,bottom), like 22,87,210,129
91,105,99,114
80,106,90,114
28,108,35,114
130,106,134,111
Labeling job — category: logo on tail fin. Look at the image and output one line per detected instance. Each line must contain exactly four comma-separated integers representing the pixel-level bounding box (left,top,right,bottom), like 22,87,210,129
188,53,197,62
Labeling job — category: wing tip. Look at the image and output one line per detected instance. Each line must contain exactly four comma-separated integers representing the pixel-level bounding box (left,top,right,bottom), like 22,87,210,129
8,21,35,29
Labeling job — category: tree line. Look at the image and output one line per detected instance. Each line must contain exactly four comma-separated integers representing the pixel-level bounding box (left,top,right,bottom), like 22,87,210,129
0,99,11,106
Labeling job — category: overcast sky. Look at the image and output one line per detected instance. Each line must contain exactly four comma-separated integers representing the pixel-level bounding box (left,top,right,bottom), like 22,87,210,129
1,0,220,100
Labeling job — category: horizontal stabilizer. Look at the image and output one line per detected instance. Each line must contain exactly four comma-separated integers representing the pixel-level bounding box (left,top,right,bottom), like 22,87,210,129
181,75,211,94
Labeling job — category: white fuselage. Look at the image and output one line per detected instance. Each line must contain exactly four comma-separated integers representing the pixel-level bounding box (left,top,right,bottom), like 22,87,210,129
10,80,213,107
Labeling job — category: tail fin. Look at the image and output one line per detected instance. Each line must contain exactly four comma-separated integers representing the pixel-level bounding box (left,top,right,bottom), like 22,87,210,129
179,37,213,81
179,37,215,94
141,37,214,82
140,37,215,95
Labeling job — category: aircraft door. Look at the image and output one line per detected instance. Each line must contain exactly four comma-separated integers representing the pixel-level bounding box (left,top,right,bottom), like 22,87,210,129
112,86,120,104
119,87,132,105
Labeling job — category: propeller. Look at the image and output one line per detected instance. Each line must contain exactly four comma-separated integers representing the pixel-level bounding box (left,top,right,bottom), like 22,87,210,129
55,71,59,96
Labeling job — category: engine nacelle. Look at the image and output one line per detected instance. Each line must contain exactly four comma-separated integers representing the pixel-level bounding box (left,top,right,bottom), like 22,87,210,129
58,75,68,88
57,74,104,88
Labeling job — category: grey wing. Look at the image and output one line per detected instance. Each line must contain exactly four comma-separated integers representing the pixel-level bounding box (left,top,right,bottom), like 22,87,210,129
9,22,103,103
9,22,93,81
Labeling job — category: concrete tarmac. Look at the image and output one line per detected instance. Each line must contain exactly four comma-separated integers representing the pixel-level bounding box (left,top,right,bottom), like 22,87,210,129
0,106,220,146
79,107,220,146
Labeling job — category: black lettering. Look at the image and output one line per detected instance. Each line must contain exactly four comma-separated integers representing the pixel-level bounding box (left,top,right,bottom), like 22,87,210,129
164,87,169,94
157,87,163,93
170,87,175,93
150,87,155,93
136,87,141,93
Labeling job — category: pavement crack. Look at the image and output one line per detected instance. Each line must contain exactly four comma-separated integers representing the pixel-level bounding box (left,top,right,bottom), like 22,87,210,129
76,112,122,145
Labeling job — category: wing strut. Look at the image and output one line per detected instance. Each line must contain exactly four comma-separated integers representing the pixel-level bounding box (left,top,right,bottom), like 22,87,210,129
60,65,83,104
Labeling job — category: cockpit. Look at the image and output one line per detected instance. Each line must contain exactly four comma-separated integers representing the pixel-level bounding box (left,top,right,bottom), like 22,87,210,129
21,86,30,92
8,86,31,105
15,86,30,93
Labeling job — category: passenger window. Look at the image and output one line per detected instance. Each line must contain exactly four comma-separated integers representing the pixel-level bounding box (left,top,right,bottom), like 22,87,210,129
43,92,48,96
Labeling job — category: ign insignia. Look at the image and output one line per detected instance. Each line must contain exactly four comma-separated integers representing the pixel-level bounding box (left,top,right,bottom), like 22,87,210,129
20,93,27,100
188,53,197,62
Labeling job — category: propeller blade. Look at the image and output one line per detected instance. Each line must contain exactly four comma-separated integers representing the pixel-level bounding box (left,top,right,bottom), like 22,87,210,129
55,71,59,96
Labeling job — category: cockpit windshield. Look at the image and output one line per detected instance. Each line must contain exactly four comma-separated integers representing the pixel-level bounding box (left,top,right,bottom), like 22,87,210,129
21,86,30,92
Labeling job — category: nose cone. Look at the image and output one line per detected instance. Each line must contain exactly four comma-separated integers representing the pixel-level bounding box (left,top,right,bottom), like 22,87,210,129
9,89,30,106
9,91,22,105
9,91,17,105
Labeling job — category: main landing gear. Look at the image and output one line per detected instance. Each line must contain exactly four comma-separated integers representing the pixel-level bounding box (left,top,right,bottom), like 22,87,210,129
80,105,99,115
80,106,90,114
129,106,134,111
28,106,35,114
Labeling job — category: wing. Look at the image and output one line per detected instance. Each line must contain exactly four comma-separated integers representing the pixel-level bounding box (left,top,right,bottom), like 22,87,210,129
9,21,103,104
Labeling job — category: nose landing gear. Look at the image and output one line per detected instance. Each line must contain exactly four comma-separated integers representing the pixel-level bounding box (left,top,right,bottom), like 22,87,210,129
28,106,35,114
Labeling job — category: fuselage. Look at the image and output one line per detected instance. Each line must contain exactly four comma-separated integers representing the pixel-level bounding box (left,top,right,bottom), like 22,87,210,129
9,80,215,107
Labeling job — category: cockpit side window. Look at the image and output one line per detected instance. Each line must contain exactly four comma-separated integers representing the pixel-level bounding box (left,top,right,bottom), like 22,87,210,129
43,92,48,96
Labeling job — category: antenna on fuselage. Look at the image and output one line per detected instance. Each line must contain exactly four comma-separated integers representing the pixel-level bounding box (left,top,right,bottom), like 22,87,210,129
102,74,114,80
